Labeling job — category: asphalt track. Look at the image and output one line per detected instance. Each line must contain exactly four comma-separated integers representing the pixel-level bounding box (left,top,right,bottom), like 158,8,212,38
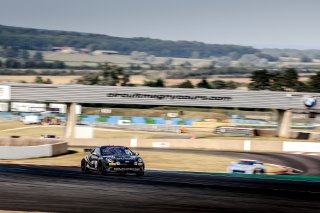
136,148,320,175
0,149,320,213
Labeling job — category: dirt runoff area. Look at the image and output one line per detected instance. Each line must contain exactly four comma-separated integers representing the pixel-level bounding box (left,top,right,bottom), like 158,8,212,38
0,148,284,174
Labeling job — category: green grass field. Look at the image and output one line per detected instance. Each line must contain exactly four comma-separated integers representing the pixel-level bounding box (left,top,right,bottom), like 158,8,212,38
40,51,212,68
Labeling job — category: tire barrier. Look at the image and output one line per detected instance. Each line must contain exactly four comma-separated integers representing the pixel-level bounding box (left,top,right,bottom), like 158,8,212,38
215,126,255,137
290,131,320,140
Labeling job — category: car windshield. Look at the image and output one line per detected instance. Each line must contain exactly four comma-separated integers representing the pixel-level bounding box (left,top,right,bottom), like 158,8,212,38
238,161,256,165
100,147,135,156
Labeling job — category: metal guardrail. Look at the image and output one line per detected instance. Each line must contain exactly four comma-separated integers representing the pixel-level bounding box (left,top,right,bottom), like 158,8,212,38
80,121,182,133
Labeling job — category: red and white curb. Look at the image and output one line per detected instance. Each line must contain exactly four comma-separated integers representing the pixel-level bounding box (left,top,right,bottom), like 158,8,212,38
288,152,320,156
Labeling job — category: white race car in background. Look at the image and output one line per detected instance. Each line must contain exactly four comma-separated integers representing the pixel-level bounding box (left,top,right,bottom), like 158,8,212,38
228,159,266,174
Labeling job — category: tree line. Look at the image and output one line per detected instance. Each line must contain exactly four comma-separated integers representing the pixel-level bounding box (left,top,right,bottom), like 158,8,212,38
0,24,259,58
249,68,320,92
0,48,67,69
0,58,66,69
76,64,320,92
76,63,241,89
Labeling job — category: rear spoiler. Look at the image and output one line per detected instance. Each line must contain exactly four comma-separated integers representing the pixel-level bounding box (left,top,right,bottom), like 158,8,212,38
84,148,93,153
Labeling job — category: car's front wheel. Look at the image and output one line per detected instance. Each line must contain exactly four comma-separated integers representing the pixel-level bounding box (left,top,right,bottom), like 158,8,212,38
136,167,145,176
253,168,265,174
136,171,144,176
81,159,89,174
97,161,105,175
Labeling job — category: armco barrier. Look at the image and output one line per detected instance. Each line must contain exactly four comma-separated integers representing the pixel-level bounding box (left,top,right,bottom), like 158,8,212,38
69,138,320,153
0,138,68,159
81,121,182,133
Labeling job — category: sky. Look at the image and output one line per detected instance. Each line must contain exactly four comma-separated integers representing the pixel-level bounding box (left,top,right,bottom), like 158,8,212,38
1,0,320,49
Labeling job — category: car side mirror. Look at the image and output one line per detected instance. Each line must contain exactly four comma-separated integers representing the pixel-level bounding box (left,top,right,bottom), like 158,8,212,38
84,148,92,152
135,152,139,156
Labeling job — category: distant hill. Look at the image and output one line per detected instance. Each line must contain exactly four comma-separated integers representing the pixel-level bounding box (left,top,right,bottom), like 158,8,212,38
0,24,259,58
261,48,320,60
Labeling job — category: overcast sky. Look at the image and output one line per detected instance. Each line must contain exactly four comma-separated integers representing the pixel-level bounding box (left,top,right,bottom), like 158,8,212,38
1,0,320,49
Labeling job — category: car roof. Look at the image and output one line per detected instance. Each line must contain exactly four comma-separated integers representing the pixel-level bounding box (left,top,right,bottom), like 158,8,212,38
99,145,128,148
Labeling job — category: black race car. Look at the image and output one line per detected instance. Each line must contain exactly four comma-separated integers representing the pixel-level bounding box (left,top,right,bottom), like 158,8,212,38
81,146,145,176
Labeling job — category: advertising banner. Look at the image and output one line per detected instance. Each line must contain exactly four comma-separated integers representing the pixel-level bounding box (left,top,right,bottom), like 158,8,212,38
0,85,10,100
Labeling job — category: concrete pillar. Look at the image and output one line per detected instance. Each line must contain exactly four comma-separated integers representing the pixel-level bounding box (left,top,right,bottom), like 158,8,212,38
65,102,77,139
277,109,292,138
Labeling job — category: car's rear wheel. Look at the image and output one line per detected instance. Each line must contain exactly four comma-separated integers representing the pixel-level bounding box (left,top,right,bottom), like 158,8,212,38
81,159,89,174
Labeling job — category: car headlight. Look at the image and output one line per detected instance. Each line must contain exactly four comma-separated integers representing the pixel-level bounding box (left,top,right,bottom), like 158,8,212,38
137,158,143,163
106,158,114,163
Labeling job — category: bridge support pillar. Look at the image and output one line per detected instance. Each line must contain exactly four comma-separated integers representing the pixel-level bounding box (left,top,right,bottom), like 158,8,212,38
65,102,77,139
277,109,292,138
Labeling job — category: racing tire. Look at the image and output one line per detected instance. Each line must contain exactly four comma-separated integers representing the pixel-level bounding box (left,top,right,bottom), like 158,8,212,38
81,159,89,174
97,162,106,175
253,169,264,175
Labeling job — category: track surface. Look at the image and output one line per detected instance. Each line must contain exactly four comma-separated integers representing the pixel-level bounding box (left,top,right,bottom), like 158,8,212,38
1,150,320,212
80,147,320,175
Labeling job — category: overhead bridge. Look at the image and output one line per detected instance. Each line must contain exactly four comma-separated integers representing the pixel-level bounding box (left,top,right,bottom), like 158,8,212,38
0,83,319,138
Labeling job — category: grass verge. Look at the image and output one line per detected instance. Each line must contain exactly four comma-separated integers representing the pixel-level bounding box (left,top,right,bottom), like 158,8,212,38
0,148,284,174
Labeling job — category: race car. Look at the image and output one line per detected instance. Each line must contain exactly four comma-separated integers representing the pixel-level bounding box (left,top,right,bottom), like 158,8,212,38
81,145,145,176
228,159,266,174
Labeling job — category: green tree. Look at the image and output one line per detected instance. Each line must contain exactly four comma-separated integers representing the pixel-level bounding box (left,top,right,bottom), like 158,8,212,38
176,80,194,88
5,58,21,68
270,72,286,91
248,69,271,90
52,61,65,69
269,68,301,91
295,81,308,92
307,72,320,92
77,73,100,85
210,80,239,89
33,51,44,62
34,76,52,84
197,78,211,89
77,63,130,86
5,47,19,58
283,68,299,90
143,78,165,87
34,76,44,83
225,81,239,89
44,78,53,84
210,80,226,89
20,50,30,61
